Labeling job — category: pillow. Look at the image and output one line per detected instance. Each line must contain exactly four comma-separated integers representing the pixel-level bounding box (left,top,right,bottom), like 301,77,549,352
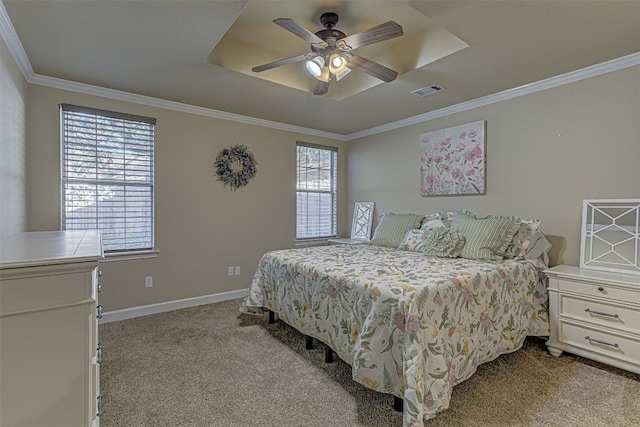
420,218,446,231
523,230,553,267
441,211,456,228
420,212,443,224
450,210,520,261
424,227,466,258
503,219,542,259
370,213,425,248
397,229,429,252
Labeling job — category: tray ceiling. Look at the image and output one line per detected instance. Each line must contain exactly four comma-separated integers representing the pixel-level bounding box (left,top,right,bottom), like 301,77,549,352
3,1,639,135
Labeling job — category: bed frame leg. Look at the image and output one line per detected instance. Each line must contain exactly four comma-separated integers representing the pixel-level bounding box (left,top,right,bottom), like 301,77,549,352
305,335,314,350
324,346,333,363
268,310,275,324
393,396,403,412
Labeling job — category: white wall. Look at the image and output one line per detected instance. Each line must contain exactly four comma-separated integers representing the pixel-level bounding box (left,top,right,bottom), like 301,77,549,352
348,66,640,267
0,37,28,237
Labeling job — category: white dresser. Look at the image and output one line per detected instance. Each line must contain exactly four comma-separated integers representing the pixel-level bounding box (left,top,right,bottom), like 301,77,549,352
0,230,104,427
545,264,640,374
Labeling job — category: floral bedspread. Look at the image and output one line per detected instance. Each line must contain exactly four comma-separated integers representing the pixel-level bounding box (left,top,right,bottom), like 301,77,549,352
241,244,549,426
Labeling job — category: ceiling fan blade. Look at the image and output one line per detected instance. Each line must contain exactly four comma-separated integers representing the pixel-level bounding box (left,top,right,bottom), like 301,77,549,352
252,53,310,73
346,54,398,82
338,21,403,51
274,18,327,47
312,80,330,95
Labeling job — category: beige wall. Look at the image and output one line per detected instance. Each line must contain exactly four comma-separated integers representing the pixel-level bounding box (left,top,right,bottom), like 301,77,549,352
347,66,640,267
0,37,28,237
15,56,640,311
26,85,348,310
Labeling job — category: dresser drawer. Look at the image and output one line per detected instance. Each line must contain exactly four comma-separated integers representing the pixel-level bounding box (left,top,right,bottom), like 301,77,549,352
557,278,639,304
558,321,640,366
1,269,94,315
559,294,640,335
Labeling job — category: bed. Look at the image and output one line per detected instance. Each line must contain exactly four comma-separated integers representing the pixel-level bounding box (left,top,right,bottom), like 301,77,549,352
241,211,551,426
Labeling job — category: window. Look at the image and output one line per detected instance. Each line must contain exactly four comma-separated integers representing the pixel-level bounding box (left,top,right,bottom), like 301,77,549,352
61,104,155,253
296,142,337,240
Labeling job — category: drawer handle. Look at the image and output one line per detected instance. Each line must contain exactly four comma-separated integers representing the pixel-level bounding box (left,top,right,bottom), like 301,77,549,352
597,286,604,292
97,304,103,319
97,343,103,364
97,283,102,293
98,270,102,277
584,335,620,349
97,395,103,417
584,308,619,319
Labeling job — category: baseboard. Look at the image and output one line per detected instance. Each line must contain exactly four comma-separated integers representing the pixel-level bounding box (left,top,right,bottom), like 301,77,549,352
99,288,249,323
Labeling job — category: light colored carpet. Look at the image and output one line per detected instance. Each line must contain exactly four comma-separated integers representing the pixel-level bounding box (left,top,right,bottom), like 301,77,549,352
99,299,640,427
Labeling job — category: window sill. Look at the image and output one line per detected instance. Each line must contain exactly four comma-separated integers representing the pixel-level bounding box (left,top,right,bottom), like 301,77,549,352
294,238,332,247
102,250,159,262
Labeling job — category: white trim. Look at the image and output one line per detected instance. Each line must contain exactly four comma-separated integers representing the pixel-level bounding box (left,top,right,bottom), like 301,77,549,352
1,3,638,141
0,0,34,78
28,74,347,141
346,52,640,140
101,250,159,262
99,288,249,323
295,237,331,246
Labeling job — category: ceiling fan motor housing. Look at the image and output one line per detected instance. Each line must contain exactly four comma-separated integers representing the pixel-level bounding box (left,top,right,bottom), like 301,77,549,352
320,12,339,29
312,12,347,50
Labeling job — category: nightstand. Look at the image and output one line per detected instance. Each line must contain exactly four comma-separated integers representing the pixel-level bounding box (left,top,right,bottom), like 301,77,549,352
545,265,640,374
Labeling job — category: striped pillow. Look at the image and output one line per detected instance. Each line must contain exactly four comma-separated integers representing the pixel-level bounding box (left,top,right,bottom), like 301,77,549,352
450,210,520,261
370,213,425,248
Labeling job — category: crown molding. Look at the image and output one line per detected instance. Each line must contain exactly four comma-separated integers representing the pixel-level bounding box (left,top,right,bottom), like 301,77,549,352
345,51,640,141
0,0,34,79
2,1,637,143
27,73,347,141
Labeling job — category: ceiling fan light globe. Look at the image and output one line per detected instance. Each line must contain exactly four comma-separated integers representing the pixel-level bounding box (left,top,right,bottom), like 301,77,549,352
329,54,347,74
306,57,325,77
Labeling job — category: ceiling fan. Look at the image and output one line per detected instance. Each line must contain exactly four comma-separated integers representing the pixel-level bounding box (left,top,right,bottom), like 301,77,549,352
252,12,403,95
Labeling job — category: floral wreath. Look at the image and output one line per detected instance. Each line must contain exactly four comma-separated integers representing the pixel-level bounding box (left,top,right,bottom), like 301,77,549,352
214,144,258,191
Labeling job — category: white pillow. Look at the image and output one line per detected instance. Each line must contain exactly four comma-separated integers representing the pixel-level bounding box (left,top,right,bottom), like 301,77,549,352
397,229,429,252
420,218,445,231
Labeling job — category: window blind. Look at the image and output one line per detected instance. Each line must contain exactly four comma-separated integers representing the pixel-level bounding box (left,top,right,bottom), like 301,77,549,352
296,143,337,239
61,104,155,253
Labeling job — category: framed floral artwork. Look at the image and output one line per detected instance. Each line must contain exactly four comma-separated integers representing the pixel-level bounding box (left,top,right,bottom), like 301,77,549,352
420,120,486,196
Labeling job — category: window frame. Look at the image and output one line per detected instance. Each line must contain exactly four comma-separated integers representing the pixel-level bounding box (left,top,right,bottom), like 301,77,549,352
60,104,157,258
295,142,338,242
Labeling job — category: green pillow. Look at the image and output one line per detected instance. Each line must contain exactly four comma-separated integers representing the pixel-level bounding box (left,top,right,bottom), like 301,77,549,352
424,227,466,258
370,213,425,248
450,210,520,261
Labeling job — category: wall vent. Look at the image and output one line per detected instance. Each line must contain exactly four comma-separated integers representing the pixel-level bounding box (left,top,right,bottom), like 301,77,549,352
411,84,446,97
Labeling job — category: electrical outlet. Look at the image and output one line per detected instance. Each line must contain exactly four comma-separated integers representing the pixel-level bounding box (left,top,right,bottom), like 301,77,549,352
145,276,153,288
228,266,234,276
234,266,241,276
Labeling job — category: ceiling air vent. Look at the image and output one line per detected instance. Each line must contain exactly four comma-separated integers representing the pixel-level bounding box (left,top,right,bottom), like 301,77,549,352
411,84,446,97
